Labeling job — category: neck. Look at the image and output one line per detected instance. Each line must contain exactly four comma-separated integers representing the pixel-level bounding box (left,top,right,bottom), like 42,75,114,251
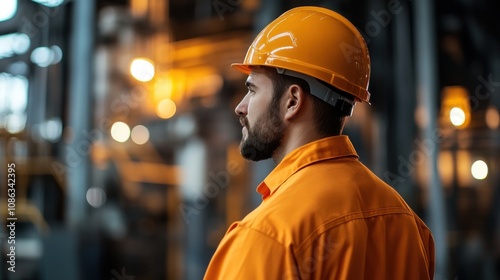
272,122,324,164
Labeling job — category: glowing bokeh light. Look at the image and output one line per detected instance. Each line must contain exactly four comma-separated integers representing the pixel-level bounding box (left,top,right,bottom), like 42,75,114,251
86,187,107,208
30,45,63,67
6,114,26,134
450,107,466,127
0,0,17,22
31,47,52,67
110,121,130,143
471,160,488,180
130,58,155,82
32,0,65,8
0,33,30,59
40,118,62,142
486,106,500,130
156,99,176,119
131,125,150,145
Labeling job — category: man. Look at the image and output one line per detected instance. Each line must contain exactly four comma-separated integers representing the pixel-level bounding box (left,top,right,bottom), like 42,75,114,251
204,6,435,280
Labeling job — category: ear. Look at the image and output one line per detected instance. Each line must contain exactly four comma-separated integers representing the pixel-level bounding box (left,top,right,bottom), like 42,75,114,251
283,84,306,121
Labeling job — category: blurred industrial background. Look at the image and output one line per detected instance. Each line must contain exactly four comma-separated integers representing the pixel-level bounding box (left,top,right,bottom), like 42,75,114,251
0,0,499,279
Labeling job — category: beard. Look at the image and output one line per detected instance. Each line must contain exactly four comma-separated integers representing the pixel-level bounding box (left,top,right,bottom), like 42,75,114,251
239,100,285,161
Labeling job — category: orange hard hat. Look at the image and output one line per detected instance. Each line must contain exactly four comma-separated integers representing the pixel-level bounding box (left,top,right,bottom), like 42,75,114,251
232,6,371,104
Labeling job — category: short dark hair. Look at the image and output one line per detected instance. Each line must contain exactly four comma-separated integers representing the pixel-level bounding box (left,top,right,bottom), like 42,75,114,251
259,67,348,137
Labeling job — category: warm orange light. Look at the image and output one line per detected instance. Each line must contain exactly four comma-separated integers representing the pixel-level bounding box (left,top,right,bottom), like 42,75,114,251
153,70,187,104
156,99,176,119
486,106,500,130
130,0,149,18
441,86,471,128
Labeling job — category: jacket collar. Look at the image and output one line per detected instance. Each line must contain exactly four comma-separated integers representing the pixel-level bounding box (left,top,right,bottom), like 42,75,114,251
256,135,358,200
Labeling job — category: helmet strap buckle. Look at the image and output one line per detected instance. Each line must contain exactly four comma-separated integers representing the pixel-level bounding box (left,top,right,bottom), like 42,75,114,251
276,68,355,116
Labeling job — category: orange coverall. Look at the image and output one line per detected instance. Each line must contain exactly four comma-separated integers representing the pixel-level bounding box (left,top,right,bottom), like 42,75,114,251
204,135,435,279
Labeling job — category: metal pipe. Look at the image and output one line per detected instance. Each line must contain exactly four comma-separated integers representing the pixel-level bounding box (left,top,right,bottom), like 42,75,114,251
66,0,95,228
413,0,448,278
392,2,416,205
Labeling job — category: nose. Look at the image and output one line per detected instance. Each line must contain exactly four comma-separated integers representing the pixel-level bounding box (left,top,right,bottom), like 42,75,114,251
234,94,248,117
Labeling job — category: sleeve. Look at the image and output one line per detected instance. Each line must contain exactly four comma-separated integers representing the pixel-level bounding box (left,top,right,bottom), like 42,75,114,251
417,219,436,279
204,226,299,280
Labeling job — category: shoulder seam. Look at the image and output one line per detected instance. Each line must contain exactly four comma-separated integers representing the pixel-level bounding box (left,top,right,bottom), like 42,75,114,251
234,223,287,249
296,207,412,253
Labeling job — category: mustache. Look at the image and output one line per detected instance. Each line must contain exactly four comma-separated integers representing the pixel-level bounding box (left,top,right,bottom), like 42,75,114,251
239,117,248,127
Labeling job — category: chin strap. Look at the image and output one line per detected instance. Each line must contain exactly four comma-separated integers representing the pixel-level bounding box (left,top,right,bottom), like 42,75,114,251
276,68,355,117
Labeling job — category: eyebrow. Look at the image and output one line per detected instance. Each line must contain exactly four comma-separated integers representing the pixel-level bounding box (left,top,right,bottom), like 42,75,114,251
245,81,258,90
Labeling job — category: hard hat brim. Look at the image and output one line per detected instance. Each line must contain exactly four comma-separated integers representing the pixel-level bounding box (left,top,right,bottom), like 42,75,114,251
231,63,253,75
